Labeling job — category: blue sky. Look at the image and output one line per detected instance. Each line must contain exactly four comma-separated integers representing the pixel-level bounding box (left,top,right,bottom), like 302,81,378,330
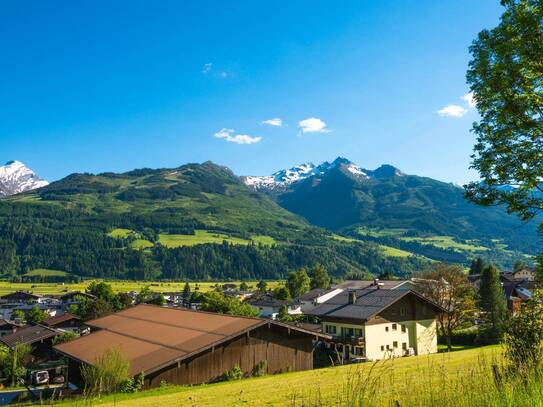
0,1,502,183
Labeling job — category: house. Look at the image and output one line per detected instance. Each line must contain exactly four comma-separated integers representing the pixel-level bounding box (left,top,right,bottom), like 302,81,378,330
511,267,536,282
297,287,344,314
43,313,82,333
57,291,96,311
468,271,534,312
306,288,443,362
0,291,43,304
0,324,61,363
247,294,290,319
0,319,23,337
54,304,327,389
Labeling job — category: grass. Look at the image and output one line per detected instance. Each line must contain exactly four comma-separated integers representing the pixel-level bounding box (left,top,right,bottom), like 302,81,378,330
130,239,154,249
23,269,70,277
107,228,136,239
50,346,503,407
158,230,276,248
332,234,414,258
0,280,284,296
401,235,489,252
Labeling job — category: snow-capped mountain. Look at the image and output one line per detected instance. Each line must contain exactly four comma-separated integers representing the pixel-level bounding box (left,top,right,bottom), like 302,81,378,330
0,161,49,197
242,157,402,191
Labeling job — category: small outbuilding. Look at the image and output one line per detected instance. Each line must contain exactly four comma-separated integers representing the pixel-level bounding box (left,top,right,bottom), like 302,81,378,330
54,304,327,389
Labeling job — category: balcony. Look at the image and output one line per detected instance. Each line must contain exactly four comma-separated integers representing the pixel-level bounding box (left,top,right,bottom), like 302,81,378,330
330,335,365,346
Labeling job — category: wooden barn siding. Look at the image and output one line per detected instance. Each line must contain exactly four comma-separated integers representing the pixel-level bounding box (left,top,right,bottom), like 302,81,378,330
145,324,313,388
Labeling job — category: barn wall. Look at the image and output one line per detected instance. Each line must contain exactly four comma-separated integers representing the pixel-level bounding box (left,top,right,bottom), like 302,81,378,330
145,324,314,388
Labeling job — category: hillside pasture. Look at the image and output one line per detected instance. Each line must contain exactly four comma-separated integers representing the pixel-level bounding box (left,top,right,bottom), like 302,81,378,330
53,346,504,407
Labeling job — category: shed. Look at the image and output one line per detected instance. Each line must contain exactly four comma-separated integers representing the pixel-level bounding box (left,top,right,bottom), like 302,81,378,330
54,304,327,388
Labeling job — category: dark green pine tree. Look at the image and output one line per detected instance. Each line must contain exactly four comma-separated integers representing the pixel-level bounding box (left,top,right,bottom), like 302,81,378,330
479,264,507,344
182,282,191,305
469,258,485,276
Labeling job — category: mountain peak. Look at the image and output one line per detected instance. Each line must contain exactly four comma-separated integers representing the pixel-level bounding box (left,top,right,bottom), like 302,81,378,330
370,164,404,178
0,161,49,197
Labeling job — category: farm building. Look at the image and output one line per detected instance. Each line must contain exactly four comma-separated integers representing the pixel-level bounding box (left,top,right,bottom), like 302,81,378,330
54,304,327,389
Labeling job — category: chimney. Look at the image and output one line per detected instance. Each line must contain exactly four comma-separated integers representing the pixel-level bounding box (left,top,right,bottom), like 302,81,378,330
348,290,357,304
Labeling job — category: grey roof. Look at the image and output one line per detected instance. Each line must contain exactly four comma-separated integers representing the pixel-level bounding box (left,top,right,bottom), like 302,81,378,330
247,295,287,308
298,288,336,301
306,288,441,321
0,324,59,348
336,280,410,290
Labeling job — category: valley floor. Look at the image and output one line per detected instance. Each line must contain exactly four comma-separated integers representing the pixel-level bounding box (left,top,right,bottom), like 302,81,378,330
48,346,508,407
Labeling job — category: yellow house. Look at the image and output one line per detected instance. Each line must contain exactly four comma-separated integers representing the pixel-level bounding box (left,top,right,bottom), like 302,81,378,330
307,288,443,361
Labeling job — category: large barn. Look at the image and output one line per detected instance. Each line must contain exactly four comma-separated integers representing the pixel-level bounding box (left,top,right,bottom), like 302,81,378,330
54,304,326,388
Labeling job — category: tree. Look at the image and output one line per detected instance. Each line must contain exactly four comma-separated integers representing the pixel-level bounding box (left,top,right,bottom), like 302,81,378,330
0,343,32,387
86,281,116,302
309,265,330,289
81,347,130,397
135,286,153,304
469,258,485,276
504,292,543,374
182,282,191,304
479,264,508,344
11,309,25,322
112,292,133,311
513,260,526,272
52,331,79,345
286,269,310,299
272,286,291,301
415,263,477,352
277,305,292,322
256,280,267,293
239,282,249,291
26,306,47,324
464,0,543,224
71,296,114,321
0,241,19,276
200,292,259,317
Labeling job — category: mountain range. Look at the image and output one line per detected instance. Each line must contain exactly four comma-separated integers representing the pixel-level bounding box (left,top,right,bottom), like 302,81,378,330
0,161,48,197
0,157,537,280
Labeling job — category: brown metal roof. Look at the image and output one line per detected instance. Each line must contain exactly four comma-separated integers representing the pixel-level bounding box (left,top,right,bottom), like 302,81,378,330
44,313,80,327
54,305,268,376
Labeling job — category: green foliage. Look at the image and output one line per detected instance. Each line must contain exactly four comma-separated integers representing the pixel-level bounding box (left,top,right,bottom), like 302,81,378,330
0,343,32,387
256,280,267,293
135,286,153,304
25,305,48,324
464,0,543,226
287,269,310,298
0,241,19,276
72,296,114,321
81,347,131,397
11,309,25,323
239,281,249,291
200,291,259,317
52,331,79,345
252,360,268,377
272,286,291,301
478,264,508,344
505,292,543,375
309,264,330,289
182,282,191,303
415,263,477,351
469,258,485,275
222,365,243,381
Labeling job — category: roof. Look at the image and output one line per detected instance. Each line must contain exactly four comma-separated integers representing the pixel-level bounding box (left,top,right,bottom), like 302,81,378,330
0,324,59,348
44,313,80,327
0,291,42,300
55,305,310,376
298,288,337,301
306,288,443,321
336,280,411,290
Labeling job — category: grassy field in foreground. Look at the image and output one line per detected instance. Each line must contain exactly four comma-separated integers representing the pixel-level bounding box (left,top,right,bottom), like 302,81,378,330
53,346,502,407
0,280,283,296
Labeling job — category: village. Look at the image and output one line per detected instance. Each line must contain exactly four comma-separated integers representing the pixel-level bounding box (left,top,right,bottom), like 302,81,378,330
0,261,535,403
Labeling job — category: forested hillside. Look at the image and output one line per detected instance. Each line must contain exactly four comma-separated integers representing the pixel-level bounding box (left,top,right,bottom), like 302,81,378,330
0,162,427,280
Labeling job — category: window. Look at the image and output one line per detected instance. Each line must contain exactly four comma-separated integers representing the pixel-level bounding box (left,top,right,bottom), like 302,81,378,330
354,328,363,337
325,325,337,335
401,324,406,333
402,342,407,350
385,326,389,332
392,323,397,331
393,341,398,348
342,327,355,337
381,345,385,351
400,307,407,316
386,345,390,350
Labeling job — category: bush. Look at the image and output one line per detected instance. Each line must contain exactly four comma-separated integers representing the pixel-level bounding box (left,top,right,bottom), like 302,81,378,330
252,360,267,377
81,347,130,397
223,365,243,381
438,330,476,346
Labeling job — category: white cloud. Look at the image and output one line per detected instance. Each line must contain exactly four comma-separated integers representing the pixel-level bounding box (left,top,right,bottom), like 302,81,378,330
462,92,476,108
437,104,468,118
262,118,283,127
298,117,331,133
214,128,261,144
202,63,213,74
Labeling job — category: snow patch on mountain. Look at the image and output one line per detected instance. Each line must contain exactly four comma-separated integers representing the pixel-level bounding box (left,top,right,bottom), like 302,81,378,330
0,161,49,197
242,157,372,191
